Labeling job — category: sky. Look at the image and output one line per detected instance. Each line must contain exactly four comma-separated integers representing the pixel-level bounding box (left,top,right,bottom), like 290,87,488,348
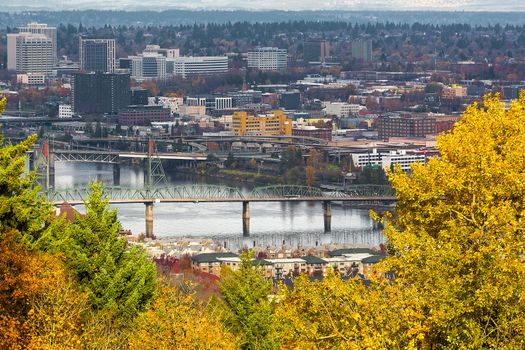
4,0,525,11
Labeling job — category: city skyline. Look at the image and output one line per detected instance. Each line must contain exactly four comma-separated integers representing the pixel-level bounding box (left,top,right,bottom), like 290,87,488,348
4,0,525,11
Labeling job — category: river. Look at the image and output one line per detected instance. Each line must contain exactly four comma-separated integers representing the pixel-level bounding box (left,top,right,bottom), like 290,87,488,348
53,162,385,250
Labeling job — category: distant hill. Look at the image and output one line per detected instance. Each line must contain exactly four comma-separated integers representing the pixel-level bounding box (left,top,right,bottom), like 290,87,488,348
2,10,525,28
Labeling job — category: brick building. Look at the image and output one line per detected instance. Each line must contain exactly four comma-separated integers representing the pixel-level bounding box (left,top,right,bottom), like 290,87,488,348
377,114,436,139
292,127,332,141
119,105,172,126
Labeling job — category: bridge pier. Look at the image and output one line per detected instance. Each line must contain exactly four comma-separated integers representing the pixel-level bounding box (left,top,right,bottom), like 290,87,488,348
323,201,332,232
242,201,250,236
113,163,120,186
145,202,154,238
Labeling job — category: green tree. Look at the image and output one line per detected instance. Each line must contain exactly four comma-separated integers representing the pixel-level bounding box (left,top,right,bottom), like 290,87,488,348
218,252,278,350
0,133,54,244
224,151,236,168
95,121,102,138
45,182,157,319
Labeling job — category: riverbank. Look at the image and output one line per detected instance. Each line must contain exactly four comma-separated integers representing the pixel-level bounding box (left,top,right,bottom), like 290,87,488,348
180,168,283,186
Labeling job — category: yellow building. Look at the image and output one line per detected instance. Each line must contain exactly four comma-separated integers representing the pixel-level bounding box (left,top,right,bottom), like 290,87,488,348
232,110,292,136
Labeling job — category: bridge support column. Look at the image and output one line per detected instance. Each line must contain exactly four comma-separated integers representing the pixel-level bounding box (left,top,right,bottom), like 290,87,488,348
323,201,332,233
242,201,250,236
145,202,154,238
47,155,55,191
113,163,120,186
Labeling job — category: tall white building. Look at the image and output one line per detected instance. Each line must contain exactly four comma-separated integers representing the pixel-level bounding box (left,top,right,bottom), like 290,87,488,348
169,56,228,78
126,53,167,80
18,23,57,63
351,39,373,62
7,32,54,75
247,47,287,71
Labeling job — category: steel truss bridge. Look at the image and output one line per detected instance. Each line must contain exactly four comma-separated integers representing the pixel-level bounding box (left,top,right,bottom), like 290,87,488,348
46,184,396,205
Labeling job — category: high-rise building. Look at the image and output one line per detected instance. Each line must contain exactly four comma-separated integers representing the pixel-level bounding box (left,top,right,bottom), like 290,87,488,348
123,53,167,80
351,39,373,62
7,32,54,74
79,38,116,73
72,72,130,115
247,47,287,71
18,23,57,63
303,40,330,63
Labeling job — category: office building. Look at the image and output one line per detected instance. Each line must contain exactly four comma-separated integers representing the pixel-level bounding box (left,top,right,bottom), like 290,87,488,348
119,105,172,126
231,110,292,136
303,40,330,63
169,56,228,78
323,102,365,117
350,149,426,172
72,72,130,115
18,23,57,63
79,38,116,73
351,39,373,62
280,90,302,110
16,73,46,85
7,32,54,74
143,45,180,58
130,87,150,106
124,53,167,80
247,47,288,71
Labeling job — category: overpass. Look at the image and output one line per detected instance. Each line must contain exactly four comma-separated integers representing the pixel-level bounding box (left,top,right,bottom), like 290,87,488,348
46,184,396,237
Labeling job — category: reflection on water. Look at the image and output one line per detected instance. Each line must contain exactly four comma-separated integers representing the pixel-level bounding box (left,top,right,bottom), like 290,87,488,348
54,162,385,248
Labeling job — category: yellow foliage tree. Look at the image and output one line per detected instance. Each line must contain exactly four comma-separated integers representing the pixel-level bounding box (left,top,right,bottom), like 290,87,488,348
378,93,525,348
275,94,525,349
129,284,236,350
274,270,411,349
305,165,315,187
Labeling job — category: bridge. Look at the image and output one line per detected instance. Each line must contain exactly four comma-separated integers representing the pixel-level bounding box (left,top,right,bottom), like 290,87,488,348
46,184,396,237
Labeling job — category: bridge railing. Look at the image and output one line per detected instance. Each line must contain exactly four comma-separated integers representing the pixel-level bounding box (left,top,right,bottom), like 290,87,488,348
250,185,325,198
44,184,395,203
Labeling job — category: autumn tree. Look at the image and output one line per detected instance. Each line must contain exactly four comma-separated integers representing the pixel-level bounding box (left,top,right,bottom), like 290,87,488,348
218,252,278,350
274,271,409,349
305,165,315,186
377,94,525,347
130,283,236,349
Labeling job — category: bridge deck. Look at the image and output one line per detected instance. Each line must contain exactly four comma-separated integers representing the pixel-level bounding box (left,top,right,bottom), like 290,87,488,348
53,196,397,206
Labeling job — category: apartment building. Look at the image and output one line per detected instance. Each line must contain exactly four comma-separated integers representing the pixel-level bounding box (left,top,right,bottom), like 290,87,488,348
247,47,288,71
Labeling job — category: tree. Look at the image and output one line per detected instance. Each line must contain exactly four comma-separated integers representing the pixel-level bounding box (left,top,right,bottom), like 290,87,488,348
44,182,157,319
376,94,525,347
95,121,102,138
0,133,54,245
274,271,408,349
218,252,278,350
305,165,315,186
224,151,236,168
130,284,236,350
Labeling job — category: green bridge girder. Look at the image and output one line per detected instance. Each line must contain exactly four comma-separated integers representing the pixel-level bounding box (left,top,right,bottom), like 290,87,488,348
44,184,395,203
